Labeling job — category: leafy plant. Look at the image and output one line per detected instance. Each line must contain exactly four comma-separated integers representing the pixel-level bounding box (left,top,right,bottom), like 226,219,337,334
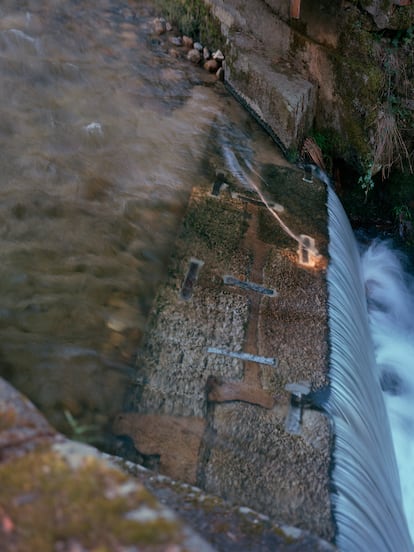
64,409,100,444
358,158,375,201
393,203,412,220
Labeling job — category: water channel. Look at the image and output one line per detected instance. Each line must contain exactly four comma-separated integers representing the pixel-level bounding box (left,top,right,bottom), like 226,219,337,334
0,0,283,448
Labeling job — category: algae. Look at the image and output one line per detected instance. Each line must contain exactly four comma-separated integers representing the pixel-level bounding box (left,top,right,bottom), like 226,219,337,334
183,196,248,258
0,449,182,552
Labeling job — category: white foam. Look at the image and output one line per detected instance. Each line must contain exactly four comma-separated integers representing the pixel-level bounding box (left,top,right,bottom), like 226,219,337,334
361,240,414,541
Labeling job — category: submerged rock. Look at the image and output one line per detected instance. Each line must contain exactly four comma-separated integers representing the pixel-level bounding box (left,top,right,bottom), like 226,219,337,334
153,17,167,35
204,59,219,73
182,35,193,48
187,48,201,64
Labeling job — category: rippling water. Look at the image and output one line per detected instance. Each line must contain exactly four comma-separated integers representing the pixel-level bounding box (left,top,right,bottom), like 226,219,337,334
0,0,282,445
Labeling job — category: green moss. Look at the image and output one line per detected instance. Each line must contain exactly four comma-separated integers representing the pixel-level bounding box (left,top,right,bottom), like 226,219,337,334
183,196,248,257
256,165,328,256
330,9,387,167
389,7,414,30
0,449,183,552
309,127,344,173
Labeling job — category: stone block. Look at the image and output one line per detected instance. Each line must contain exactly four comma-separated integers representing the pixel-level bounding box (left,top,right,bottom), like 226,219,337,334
225,42,316,150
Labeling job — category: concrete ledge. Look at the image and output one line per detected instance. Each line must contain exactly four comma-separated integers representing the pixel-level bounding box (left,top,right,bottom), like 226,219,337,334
203,0,316,150
225,42,316,150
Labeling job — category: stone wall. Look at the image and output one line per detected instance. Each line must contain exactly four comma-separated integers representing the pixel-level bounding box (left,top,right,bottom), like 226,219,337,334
121,152,335,539
198,0,414,173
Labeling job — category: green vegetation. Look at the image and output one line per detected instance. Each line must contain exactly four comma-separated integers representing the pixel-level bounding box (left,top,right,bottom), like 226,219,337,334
358,158,376,202
327,4,414,204
183,196,248,258
63,409,100,444
156,0,223,50
310,128,343,175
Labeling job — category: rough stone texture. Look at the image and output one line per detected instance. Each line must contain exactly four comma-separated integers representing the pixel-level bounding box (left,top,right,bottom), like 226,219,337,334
0,377,216,552
119,459,337,552
124,159,334,541
114,414,206,484
360,0,408,29
0,376,336,551
225,39,316,151
200,0,414,169
204,0,317,151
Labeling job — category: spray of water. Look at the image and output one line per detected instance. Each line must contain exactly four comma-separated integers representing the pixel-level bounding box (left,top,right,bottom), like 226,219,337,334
326,186,413,551
361,239,414,542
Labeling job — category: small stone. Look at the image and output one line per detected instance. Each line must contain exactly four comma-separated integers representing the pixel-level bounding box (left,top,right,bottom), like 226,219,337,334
168,48,180,58
216,66,225,81
203,46,210,60
165,21,172,32
153,17,166,35
182,35,193,48
212,49,224,61
193,41,203,51
169,36,182,46
187,48,201,64
204,59,218,73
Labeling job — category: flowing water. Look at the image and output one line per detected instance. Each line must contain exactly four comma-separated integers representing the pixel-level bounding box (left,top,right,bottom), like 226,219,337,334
326,185,413,550
361,239,414,543
0,0,282,446
2,1,414,547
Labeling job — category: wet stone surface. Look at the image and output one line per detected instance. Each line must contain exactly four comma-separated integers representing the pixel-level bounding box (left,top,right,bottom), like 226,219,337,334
1,376,336,551
0,0,260,446
120,158,334,540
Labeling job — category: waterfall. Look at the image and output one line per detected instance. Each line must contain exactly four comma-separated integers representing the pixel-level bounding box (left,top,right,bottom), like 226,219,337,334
361,239,414,542
326,186,413,551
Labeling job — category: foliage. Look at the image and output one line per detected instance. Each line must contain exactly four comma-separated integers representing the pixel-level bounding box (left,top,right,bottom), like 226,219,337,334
286,147,299,164
366,34,414,185
155,0,223,49
357,158,375,202
309,129,343,174
335,6,414,197
63,409,100,444
393,203,411,221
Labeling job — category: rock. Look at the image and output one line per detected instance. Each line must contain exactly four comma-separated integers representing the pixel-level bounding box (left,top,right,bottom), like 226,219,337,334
204,59,219,73
212,49,225,61
169,48,180,58
113,413,206,485
166,21,172,32
203,46,210,60
193,41,203,51
153,17,166,35
169,36,182,46
0,377,215,552
187,48,201,64
358,0,412,29
225,41,316,150
0,377,56,461
0,377,335,551
216,66,225,81
182,35,193,48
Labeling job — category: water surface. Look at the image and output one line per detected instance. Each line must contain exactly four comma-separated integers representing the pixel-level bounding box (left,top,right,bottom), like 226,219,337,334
0,0,281,445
